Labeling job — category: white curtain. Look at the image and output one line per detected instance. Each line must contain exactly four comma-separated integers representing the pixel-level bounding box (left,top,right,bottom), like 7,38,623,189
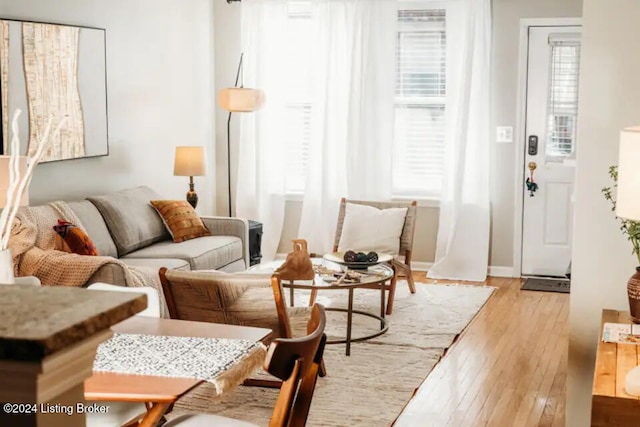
235,0,290,262
427,0,492,281
297,0,398,254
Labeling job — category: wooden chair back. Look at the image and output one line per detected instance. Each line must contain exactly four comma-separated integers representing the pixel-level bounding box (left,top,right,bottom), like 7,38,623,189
266,304,327,427
333,198,418,258
159,268,293,339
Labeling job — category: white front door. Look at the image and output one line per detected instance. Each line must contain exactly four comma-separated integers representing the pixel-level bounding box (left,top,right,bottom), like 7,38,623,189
521,26,581,277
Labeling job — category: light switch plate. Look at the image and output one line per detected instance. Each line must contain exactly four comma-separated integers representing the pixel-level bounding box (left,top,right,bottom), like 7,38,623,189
496,126,513,143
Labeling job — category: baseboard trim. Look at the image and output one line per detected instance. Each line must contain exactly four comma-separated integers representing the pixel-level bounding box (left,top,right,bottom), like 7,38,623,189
487,266,515,278
275,255,515,278
410,262,433,272
408,262,515,278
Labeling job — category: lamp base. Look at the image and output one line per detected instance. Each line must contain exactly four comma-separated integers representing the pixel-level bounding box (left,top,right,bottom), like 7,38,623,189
186,191,198,209
186,179,198,209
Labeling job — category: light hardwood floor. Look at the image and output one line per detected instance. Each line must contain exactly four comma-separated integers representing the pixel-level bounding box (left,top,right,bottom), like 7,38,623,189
394,274,568,427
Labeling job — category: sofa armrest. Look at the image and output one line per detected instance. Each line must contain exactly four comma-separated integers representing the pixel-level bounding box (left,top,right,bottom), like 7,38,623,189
86,263,128,286
200,216,250,269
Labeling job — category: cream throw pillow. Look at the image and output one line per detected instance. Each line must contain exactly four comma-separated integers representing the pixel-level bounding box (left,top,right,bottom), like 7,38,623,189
337,203,408,255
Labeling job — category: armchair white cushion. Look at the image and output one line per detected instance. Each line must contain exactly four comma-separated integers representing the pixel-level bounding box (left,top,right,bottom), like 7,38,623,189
337,202,407,255
87,283,160,318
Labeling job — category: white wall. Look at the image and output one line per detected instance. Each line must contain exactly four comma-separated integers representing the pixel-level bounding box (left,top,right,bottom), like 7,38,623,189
0,0,217,214
568,1,640,425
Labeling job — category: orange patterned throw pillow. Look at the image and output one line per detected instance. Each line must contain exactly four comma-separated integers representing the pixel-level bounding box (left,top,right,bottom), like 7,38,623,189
150,200,211,243
53,220,99,256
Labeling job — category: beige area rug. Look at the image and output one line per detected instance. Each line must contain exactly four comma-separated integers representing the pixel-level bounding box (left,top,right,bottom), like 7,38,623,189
173,282,495,427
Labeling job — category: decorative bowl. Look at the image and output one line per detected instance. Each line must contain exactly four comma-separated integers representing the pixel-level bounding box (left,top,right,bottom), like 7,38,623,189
323,252,393,269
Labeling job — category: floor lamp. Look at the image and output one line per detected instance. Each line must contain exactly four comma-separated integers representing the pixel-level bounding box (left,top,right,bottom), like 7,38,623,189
218,53,264,217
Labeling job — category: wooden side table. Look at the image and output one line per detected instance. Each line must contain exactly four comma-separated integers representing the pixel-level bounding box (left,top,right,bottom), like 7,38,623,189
592,309,640,426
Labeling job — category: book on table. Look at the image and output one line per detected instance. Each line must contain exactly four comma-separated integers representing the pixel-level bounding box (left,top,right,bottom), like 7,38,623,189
602,322,640,344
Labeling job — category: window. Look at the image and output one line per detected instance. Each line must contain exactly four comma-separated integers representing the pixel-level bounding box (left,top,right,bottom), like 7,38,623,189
284,1,313,194
282,2,447,198
545,36,581,160
392,8,446,198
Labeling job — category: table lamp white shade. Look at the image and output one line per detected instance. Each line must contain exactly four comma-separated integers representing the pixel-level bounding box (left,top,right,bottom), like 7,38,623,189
174,146,206,177
616,126,640,220
0,155,29,208
218,88,265,112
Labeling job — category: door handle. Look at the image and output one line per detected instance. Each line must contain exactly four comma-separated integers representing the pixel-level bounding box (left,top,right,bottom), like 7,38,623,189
526,162,538,197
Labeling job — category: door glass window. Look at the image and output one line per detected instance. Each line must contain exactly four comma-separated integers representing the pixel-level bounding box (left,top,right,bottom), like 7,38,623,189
545,35,581,160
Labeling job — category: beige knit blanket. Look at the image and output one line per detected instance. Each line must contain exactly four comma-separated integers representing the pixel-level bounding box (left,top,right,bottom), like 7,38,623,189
8,201,166,316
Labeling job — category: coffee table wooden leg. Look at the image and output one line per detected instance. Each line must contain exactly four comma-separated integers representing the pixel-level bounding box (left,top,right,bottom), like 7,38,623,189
346,288,354,356
386,273,397,315
138,401,172,427
290,285,295,307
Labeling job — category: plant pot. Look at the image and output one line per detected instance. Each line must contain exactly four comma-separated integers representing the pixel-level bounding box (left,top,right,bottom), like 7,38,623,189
0,248,14,284
629,266,640,323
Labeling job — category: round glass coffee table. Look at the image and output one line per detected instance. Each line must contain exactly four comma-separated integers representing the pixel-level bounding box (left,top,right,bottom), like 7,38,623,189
248,258,393,356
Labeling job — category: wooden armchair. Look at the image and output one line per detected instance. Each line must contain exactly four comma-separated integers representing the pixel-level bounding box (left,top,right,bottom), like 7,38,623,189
333,198,418,314
159,268,327,383
163,304,327,427
159,268,309,342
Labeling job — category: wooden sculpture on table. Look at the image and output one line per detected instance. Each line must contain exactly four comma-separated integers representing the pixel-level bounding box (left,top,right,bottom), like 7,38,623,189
275,239,315,281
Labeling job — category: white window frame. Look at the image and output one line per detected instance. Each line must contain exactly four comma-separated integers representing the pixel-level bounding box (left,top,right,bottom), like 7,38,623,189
284,3,313,196
391,1,447,203
282,0,448,206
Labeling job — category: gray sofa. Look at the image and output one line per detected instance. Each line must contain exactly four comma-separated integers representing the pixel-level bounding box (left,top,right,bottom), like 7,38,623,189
58,186,249,285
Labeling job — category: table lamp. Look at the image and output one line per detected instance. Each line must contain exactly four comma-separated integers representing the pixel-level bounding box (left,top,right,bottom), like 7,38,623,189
0,155,29,208
0,155,29,285
616,127,640,396
174,146,206,209
617,127,640,220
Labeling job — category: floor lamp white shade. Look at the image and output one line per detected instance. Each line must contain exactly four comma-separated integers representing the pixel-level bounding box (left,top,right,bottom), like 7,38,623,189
617,126,640,220
0,156,29,207
218,86,264,216
218,88,265,112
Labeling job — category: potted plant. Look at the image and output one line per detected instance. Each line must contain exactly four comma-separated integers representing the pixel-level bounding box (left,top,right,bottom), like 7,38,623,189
602,165,640,322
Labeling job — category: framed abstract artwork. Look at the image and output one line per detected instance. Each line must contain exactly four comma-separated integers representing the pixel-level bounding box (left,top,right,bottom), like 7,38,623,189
0,19,108,162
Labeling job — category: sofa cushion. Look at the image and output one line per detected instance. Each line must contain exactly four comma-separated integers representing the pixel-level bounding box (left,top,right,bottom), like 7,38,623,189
120,258,190,271
67,200,118,258
88,186,170,256
150,200,211,243
123,236,243,270
53,220,98,256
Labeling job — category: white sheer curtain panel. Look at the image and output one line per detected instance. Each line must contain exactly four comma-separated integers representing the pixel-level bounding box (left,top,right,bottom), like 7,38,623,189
235,0,290,262
297,0,397,254
427,0,492,281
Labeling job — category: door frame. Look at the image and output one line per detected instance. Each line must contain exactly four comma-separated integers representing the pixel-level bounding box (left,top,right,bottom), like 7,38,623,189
512,17,582,278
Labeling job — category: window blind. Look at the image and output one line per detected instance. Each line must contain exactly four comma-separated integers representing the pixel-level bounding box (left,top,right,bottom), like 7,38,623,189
282,3,448,197
546,38,581,158
285,103,311,193
392,8,446,197
284,2,313,193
